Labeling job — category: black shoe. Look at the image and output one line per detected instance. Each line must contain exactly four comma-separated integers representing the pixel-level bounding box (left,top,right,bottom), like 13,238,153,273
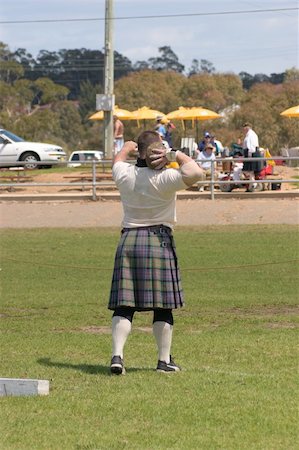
156,356,181,373
110,355,125,375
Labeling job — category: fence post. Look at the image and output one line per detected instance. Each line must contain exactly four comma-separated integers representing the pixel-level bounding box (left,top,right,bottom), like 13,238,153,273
92,160,97,201
210,160,215,200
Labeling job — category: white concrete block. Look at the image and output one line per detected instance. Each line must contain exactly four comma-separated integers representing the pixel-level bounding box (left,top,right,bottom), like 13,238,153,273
0,378,49,397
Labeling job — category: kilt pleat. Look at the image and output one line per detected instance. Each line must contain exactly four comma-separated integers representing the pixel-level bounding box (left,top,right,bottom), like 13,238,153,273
108,226,184,310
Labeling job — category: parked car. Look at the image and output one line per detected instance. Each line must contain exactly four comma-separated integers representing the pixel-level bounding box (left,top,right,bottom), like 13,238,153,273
68,150,104,167
0,129,66,169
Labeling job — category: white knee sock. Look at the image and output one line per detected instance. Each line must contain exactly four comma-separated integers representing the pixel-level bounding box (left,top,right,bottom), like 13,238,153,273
153,321,173,364
112,316,132,359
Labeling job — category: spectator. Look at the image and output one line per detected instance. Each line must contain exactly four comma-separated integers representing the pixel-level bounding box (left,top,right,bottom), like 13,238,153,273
198,131,212,152
230,136,244,157
242,122,259,192
196,143,218,191
232,150,244,182
211,135,224,156
108,130,204,375
113,115,125,154
154,115,167,139
164,121,176,148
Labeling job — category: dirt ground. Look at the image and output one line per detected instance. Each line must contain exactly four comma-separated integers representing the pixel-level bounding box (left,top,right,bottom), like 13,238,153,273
0,165,298,228
0,197,298,228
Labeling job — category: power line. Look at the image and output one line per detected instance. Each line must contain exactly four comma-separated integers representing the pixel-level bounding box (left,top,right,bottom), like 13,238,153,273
0,7,297,25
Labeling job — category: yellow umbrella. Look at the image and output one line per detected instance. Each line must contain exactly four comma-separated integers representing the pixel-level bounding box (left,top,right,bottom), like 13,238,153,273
130,106,165,121
89,105,133,120
166,106,188,120
166,106,221,140
130,106,166,128
280,105,299,118
167,106,221,121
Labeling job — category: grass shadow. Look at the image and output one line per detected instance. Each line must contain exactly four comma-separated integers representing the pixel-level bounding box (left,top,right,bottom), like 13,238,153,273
37,357,153,375
38,357,108,375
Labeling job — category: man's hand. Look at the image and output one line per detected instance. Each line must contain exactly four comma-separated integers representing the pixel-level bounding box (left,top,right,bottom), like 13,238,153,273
122,140,138,157
114,140,138,164
146,143,168,170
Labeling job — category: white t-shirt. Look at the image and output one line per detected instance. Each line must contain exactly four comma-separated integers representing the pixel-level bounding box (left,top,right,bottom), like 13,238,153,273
243,129,259,155
196,151,216,170
113,161,187,228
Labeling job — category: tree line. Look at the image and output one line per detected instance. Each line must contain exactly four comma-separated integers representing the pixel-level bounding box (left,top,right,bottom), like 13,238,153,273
0,41,298,155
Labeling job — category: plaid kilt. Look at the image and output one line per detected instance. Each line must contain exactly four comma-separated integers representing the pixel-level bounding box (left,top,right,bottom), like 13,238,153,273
108,225,184,310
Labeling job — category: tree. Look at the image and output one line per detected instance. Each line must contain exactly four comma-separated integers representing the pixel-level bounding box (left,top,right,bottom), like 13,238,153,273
114,51,133,80
79,80,100,120
0,79,33,124
0,42,24,83
13,48,36,76
284,67,299,82
188,59,200,77
15,47,133,100
269,72,284,84
213,74,244,106
51,48,104,99
180,73,225,110
148,46,184,73
14,79,36,109
199,59,215,74
33,78,69,105
252,73,270,84
114,70,185,112
51,100,85,148
133,60,150,71
239,72,254,90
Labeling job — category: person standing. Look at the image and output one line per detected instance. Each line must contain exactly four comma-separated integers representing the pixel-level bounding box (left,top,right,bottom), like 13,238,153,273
113,115,125,154
108,130,203,375
154,116,167,139
164,121,176,148
242,122,259,192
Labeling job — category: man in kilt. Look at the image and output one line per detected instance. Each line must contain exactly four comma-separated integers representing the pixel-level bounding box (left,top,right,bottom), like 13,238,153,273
242,122,260,192
109,130,204,374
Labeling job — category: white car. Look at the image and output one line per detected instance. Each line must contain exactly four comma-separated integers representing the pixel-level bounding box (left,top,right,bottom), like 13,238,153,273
0,129,66,169
68,150,104,167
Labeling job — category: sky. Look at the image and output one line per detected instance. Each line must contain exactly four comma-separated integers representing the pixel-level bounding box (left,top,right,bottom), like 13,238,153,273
1,0,298,75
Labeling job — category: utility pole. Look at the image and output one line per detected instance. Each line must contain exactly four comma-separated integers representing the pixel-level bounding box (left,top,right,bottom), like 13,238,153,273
103,0,114,158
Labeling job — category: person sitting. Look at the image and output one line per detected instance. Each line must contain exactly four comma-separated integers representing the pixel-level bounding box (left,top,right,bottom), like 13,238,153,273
198,131,211,152
232,150,244,182
211,135,224,156
230,136,244,157
196,143,218,191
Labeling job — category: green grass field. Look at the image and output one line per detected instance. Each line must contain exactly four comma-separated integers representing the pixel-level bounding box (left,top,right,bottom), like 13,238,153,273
1,226,298,450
